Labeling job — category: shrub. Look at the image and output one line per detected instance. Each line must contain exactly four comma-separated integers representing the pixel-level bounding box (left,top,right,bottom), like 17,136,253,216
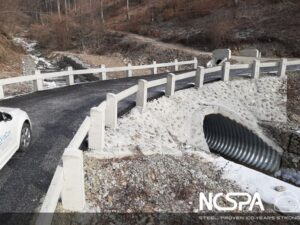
29,15,78,50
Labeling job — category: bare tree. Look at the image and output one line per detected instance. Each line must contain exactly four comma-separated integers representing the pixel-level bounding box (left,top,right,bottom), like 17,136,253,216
57,0,61,19
126,0,130,21
74,0,77,12
100,0,104,23
64,0,68,15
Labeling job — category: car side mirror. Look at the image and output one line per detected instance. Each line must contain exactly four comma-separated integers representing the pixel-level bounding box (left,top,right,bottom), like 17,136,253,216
2,113,12,122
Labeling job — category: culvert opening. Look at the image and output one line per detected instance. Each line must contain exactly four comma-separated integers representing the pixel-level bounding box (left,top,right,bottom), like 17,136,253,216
203,114,281,174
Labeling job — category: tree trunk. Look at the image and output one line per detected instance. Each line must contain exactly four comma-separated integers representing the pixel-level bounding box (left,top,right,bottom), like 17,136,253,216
57,0,61,19
45,0,48,12
50,0,53,15
126,0,130,21
100,0,105,23
64,0,68,15
74,0,77,12
68,0,71,11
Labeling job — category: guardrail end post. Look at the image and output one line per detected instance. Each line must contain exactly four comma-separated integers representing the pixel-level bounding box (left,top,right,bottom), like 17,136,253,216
105,93,118,129
193,57,198,70
101,64,107,80
33,70,44,91
89,103,106,151
166,73,176,97
127,63,133,77
152,61,157,74
61,148,85,212
195,66,205,89
279,58,287,78
66,67,74,86
136,79,148,111
0,85,4,99
222,62,230,82
252,59,261,79
174,59,179,71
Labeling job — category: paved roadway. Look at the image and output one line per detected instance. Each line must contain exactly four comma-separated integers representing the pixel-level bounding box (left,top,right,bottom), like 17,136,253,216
0,64,299,214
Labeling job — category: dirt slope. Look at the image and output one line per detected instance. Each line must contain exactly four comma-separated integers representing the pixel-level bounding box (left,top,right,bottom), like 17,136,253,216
0,34,23,78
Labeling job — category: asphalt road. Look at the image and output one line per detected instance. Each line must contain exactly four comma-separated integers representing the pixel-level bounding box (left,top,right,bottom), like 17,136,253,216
0,64,299,214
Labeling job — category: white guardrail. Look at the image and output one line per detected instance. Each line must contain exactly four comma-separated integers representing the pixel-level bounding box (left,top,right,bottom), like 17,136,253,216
0,58,199,99
35,57,299,225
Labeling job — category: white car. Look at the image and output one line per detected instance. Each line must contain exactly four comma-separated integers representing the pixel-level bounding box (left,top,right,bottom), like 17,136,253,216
0,107,32,170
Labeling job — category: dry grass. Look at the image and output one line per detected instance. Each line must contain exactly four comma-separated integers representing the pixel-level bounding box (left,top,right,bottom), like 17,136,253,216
29,15,79,50
0,34,23,76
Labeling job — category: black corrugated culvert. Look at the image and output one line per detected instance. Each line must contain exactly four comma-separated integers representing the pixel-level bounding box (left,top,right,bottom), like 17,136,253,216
203,114,281,173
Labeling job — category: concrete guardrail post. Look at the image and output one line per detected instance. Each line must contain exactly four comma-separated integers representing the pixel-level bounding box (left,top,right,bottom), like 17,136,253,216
136,79,148,110
0,86,4,99
101,64,107,80
252,59,260,79
33,70,44,91
35,166,63,225
61,148,85,211
152,61,158,74
195,66,205,89
89,102,106,151
66,67,74,86
127,63,133,77
193,57,198,69
222,62,230,82
174,59,179,71
279,58,287,78
166,73,176,97
105,93,118,129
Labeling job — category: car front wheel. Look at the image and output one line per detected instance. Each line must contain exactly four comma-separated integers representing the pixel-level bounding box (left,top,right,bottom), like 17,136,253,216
19,123,32,151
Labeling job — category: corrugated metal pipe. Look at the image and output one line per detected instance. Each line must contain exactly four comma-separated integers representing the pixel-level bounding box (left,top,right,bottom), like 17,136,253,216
203,114,281,173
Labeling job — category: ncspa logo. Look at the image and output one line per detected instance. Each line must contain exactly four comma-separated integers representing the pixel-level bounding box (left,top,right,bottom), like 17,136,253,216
199,192,265,212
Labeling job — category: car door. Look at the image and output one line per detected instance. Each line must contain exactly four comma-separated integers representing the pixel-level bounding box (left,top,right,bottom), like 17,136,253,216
0,112,16,165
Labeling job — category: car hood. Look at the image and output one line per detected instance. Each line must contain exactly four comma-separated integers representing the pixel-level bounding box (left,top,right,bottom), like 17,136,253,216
0,107,20,114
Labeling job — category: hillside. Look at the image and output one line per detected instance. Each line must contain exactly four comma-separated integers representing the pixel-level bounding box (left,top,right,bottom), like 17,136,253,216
24,0,300,57
0,1,31,77
1,0,300,76
107,0,300,57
